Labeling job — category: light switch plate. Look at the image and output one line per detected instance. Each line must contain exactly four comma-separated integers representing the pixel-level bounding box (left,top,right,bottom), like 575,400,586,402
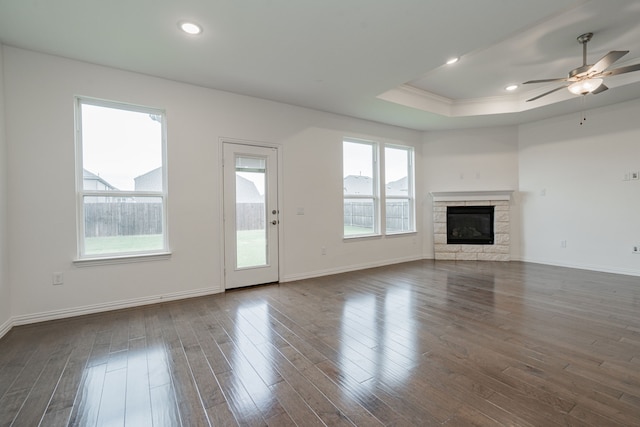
52,272,64,285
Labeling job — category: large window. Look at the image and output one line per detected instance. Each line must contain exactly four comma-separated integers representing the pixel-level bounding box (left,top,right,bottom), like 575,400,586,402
343,140,378,237
343,139,414,237
385,145,414,234
76,98,168,258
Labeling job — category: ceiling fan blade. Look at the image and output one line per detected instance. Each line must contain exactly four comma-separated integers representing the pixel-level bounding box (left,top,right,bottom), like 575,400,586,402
591,83,608,95
526,85,568,102
588,50,629,74
523,78,567,84
602,63,640,76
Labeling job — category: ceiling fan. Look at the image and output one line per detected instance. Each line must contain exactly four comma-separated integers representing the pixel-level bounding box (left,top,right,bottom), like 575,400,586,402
523,32,640,102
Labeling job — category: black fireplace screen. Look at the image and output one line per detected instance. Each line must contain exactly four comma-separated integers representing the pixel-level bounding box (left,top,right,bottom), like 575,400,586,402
447,206,494,245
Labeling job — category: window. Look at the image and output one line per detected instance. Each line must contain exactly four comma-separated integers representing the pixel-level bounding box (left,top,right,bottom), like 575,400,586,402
385,145,415,234
343,139,414,237
75,98,168,259
343,139,378,237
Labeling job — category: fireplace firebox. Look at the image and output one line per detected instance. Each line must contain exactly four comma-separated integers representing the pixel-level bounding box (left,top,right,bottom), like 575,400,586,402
447,206,494,245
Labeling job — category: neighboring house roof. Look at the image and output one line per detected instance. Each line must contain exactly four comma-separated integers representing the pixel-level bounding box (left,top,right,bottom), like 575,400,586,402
134,167,162,191
343,175,372,195
386,176,408,196
83,169,118,190
236,175,263,203
344,175,408,196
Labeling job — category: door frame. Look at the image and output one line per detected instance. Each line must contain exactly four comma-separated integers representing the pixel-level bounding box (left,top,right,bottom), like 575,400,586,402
218,137,284,290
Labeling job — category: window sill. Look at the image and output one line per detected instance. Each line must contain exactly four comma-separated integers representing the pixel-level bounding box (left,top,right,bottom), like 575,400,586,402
343,231,417,242
73,252,172,267
343,234,382,242
385,231,417,237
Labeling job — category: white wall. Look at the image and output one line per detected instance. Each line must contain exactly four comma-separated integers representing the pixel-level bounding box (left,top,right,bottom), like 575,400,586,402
422,127,521,258
0,44,11,335
4,47,423,321
519,98,640,276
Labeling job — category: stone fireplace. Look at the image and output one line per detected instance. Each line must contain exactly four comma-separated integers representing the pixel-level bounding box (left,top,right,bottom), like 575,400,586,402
431,191,513,261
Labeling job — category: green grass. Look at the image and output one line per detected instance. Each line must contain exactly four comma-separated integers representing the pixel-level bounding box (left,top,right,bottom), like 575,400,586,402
344,225,375,236
236,229,267,268
85,234,164,255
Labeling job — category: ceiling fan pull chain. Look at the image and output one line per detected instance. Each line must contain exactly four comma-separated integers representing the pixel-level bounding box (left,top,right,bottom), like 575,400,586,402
579,95,587,125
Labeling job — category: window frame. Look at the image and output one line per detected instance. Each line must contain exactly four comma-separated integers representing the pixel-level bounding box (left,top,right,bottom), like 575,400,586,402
383,143,416,235
343,138,416,239
343,138,380,238
74,97,170,261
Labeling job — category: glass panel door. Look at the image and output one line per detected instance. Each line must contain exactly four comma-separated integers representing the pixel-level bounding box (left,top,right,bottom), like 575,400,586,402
223,143,279,289
235,156,267,268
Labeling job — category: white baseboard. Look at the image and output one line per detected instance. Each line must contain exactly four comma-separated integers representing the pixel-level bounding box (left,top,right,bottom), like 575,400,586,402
281,255,425,282
0,317,12,340
518,257,640,277
10,286,223,328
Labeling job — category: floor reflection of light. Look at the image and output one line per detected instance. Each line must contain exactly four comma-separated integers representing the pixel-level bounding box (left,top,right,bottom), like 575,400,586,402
76,363,106,425
77,345,167,426
381,287,417,384
233,302,277,413
341,293,377,383
124,345,154,426
340,287,418,389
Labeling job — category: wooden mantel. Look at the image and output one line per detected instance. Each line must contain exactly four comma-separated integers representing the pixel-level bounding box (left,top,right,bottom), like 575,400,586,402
430,190,514,202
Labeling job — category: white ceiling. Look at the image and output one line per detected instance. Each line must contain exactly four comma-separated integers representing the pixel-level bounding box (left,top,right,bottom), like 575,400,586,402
1,0,639,131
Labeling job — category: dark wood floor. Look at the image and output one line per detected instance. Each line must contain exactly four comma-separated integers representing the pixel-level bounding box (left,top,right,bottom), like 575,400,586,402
1,260,640,426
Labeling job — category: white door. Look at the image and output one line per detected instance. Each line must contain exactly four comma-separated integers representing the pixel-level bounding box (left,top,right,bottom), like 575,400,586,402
223,143,279,289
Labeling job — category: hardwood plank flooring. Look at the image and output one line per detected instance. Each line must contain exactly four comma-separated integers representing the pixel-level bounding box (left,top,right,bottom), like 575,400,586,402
1,260,640,426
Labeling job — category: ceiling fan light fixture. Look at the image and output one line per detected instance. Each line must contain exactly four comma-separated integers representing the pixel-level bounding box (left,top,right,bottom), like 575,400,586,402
179,21,202,35
445,57,459,65
568,78,603,95
505,84,518,91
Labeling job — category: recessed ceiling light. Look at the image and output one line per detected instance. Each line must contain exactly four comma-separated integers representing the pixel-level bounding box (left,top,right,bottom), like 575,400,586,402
179,21,202,35
446,57,459,65
505,84,518,91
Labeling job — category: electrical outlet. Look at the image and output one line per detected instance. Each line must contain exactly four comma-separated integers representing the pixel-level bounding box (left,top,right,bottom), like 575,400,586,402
633,246,640,254
624,172,630,181
52,272,64,285
632,171,640,181
321,246,326,255
560,240,567,248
